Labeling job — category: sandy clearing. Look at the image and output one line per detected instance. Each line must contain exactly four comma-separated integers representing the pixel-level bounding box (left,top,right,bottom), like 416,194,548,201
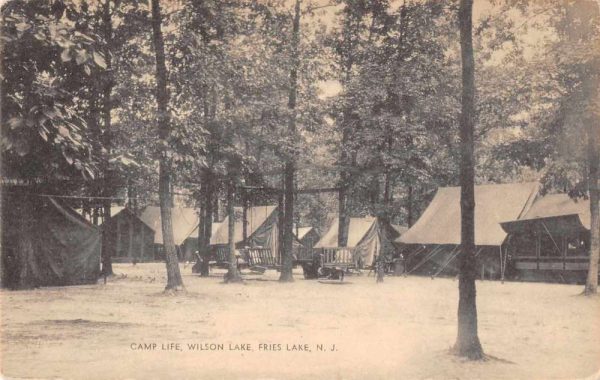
1,263,599,380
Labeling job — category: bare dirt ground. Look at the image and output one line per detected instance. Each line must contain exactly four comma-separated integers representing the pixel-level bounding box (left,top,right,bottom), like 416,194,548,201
1,263,599,380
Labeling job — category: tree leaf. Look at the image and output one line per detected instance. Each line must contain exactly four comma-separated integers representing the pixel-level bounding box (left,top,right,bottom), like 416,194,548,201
60,49,71,62
7,117,23,130
93,51,107,69
75,49,87,65
58,124,70,137
15,22,30,32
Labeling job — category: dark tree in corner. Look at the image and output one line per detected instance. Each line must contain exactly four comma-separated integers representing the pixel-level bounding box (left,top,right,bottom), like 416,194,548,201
150,0,184,291
453,0,484,360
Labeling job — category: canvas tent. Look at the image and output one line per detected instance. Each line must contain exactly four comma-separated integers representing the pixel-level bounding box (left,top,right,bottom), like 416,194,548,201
211,205,279,251
314,216,399,267
295,226,320,248
396,182,539,278
139,206,198,260
500,194,597,282
1,194,101,288
209,205,305,263
391,224,409,236
104,208,155,262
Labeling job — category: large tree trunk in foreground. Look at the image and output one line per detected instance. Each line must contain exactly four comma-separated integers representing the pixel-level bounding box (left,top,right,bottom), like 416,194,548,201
454,0,484,360
151,0,183,291
224,179,243,283
279,0,301,282
584,115,599,295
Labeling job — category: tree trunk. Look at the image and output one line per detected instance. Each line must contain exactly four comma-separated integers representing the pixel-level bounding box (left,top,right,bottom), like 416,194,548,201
151,0,184,291
17,194,38,289
338,183,349,247
242,189,248,242
280,160,295,282
193,170,213,276
407,185,413,227
99,0,114,277
225,179,243,283
453,0,484,360
278,182,285,261
584,115,599,295
192,198,205,274
279,0,301,282
202,181,213,275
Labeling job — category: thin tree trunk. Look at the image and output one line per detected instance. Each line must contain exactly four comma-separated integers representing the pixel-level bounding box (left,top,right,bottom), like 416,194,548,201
202,179,213,276
100,0,114,276
584,116,599,295
278,180,285,261
225,179,242,283
407,185,413,227
338,181,349,247
453,0,484,360
193,170,214,276
242,189,248,242
192,196,206,274
151,0,184,291
279,0,301,282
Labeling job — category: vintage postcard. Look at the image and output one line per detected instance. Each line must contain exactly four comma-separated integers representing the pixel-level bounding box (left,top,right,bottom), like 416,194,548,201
1,0,599,379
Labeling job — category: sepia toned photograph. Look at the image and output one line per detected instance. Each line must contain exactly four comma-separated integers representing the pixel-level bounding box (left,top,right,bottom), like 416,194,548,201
1,0,599,378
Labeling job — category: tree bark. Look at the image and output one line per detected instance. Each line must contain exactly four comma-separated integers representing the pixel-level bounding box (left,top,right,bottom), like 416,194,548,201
17,194,38,289
100,0,114,277
279,0,301,282
224,179,243,283
193,170,213,276
202,180,213,275
278,181,285,261
193,199,206,272
584,113,599,295
151,0,184,291
453,0,484,360
407,185,413,227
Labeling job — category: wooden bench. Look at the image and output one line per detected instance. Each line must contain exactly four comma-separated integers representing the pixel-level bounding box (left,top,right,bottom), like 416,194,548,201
242,248,280,273
320,248,356,268
318,248,357,281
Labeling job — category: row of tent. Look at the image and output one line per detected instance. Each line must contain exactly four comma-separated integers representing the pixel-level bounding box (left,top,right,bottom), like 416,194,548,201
110,205,406,268
2,181,596,288
106,204,319,263
396,182,597,282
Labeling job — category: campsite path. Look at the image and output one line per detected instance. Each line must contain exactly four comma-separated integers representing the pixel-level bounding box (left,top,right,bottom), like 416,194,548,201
1,263,599,379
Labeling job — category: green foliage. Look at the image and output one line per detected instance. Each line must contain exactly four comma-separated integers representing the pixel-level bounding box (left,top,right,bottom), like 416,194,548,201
1,0,108,184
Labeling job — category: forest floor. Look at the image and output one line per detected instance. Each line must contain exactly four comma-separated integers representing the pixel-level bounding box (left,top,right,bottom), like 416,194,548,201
1,263,599,380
